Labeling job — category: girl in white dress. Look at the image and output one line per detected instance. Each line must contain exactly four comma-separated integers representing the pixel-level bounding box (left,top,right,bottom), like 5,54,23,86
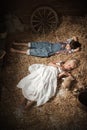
17,58,79,110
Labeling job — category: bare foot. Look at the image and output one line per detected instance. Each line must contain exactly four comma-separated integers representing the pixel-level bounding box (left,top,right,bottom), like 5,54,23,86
0,50,6,59
10,48,16,52
12,42,20,46
24,101,35,110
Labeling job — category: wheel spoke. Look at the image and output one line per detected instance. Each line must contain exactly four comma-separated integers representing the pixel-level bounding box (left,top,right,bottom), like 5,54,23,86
48,16,55,20
37,10,43,18
33,22,41,28
32,19,41,23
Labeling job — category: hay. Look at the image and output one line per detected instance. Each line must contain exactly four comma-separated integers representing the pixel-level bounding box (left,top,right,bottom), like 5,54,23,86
1,16,87,130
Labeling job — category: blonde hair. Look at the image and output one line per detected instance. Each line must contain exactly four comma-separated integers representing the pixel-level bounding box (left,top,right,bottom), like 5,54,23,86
67,58,79,68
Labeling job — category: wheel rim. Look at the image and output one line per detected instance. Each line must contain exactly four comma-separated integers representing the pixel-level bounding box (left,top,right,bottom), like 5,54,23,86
30,6,58,33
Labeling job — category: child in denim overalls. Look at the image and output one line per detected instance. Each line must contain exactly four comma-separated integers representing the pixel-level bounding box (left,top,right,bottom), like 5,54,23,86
10,36,81,57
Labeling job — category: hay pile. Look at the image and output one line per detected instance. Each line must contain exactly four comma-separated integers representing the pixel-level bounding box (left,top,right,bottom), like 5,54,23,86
0,16,87,130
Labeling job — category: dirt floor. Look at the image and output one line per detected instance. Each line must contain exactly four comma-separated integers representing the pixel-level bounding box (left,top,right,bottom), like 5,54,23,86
0,15,87,130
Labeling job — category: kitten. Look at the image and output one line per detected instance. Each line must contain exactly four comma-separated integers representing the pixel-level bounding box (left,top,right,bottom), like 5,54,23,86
61,76,74,90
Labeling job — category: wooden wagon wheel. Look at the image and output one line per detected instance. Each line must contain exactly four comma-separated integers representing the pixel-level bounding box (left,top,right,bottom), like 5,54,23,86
30,6,59,33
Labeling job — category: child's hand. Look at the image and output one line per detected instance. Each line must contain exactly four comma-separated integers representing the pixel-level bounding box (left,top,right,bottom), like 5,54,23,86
72,36,78,41
62,71,71,76
59,71,71,78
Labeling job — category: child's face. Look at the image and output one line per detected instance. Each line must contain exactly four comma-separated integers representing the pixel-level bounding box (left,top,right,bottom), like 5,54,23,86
63,61,75,71
65,44,71,50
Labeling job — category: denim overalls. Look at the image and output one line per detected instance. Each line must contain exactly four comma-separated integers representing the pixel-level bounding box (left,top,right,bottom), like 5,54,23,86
29,42,65,57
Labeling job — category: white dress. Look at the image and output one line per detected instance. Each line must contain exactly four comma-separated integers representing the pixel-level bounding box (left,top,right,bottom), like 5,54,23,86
17,63,62,106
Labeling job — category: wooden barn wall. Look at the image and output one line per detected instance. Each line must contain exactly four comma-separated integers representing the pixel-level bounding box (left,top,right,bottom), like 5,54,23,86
0,0,87,23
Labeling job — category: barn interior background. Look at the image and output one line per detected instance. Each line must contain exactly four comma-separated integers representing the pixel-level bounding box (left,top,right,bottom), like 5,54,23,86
0,0,87,130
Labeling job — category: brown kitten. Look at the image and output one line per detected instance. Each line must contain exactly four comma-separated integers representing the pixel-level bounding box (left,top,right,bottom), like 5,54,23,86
61,76,74,90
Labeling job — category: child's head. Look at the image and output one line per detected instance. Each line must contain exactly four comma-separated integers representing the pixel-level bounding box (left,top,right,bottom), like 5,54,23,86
65,40,81,50
69,40,81,49
63,58,79,71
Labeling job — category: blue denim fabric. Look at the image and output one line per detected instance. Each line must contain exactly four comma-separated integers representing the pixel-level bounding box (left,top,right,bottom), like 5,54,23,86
30,42,64,57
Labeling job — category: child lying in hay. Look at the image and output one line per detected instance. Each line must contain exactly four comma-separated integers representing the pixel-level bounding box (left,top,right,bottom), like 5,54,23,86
10,36,81,57
17,58,79,110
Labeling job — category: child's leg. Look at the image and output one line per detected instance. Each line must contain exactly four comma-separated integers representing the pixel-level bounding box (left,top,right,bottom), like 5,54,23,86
21,98,28,106
10,48,29,55
18,98,28,111
13,42,30,47
20,98,28,109
24,101,35,110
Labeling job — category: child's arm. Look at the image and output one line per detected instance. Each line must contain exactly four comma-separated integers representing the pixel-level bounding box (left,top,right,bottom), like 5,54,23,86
66,36,78,44
72,36,78,41
55,50,68,54
69,47,80,53
48,62,59,68
73,47,80,52
58,71,71,78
